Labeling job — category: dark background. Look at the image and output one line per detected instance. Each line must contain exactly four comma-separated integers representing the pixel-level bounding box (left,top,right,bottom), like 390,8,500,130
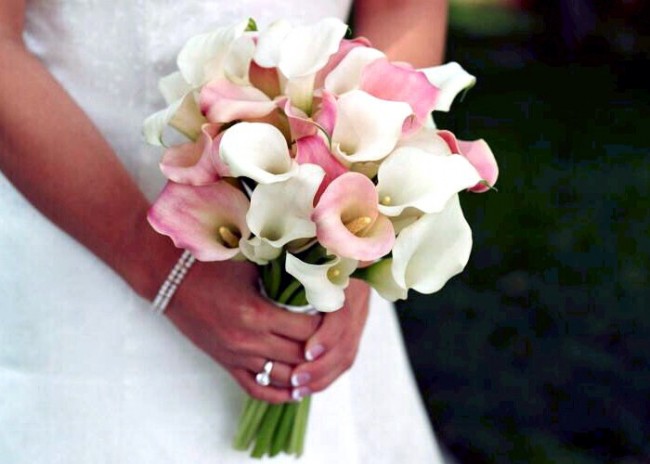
396,1,649,463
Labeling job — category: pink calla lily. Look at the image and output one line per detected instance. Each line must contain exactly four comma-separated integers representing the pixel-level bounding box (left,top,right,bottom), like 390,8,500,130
312,172,394,261
295,135,348,202
360,58,439,134
438,130,499,192
281,90,338,141
159,124,228,185
314,37,372,89
199,79,276,123
147,181,250,261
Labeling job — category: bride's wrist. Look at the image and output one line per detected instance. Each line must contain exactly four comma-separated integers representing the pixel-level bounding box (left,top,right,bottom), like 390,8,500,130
115,205,183,302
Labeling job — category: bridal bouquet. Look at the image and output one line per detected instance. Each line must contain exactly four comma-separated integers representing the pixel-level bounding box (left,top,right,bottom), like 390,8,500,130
144,17,498,458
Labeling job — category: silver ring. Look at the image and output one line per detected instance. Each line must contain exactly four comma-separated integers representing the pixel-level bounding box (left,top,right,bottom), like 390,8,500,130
255,360,274,387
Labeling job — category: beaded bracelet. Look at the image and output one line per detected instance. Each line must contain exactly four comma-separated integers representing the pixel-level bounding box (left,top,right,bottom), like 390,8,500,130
151,250,196,315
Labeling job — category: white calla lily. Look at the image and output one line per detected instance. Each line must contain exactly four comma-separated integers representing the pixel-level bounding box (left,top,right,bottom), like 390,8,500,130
177,19,249,87
332,90,412,164
239,236,283,265
285,254,358,312
223,34,256,85
219,122,298,183
376,146,481,216
247,163,324,248
392,194,472,294
278,18,348,79
396,126,450,153
253,19,292,68
324,46,385,95
421,62,476,112
158,71,192,105
143,92,206,146
360,259,408,302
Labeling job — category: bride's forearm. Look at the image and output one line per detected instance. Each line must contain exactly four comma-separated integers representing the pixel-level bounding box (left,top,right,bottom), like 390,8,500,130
353,0,448,67
0,37,178,301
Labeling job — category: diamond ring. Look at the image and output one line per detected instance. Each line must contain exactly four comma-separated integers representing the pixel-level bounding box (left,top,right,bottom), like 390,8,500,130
255,360,274,387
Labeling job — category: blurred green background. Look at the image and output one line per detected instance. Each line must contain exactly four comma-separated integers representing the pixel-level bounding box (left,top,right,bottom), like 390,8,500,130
396,1,649,463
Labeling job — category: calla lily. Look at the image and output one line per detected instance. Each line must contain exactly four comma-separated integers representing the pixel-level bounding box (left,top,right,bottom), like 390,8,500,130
376,146,481,217
143,92,206,146
249,61,281,99
255,18,348,113
437,130,499,192
420,62,476,112
159,124,228,185
324,46,385,95
199,79,275,123
331,90,412,164
239,164,323,265
358,258,408,301
360,58,439,133
281,90,338,141
223,34,256,86
295,135,348,202
391,194,472,294
314,37,372,89
285,254,357,312
219,122,298,183
177,19,250,87
158,71,192,105
312,172,394,261
147,181,250,261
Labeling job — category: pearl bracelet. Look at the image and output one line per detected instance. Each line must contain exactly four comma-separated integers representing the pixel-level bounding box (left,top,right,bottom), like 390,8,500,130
152,250,196,315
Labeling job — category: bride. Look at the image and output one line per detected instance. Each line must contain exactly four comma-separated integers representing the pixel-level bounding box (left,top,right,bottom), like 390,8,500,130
0,0,449,462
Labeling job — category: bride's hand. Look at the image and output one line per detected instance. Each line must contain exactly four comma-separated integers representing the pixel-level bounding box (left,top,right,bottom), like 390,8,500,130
165,259,322,404
289,279,370,400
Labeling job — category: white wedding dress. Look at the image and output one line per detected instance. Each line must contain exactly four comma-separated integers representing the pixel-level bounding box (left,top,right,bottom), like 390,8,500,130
0,1,446,462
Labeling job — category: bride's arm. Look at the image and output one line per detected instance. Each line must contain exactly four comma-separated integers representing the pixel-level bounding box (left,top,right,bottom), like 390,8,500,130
354,0,448,67
0,2,324,403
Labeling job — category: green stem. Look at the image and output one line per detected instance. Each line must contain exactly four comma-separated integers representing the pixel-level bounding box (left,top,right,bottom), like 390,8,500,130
270,403,298,457
233,397,256,450
269,259,282,299
277,279,302,305
234,399,269,451
251,404,285,458
287,396,311,456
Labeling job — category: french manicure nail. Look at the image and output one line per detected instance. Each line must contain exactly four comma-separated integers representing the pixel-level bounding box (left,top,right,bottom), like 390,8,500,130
305,344,324,362
292,386,311,401
291,372,311,387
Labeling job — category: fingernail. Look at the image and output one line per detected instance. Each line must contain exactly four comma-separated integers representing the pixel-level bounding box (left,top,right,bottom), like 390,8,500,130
291,372,311,387
305,344,324,362
292,387,311,401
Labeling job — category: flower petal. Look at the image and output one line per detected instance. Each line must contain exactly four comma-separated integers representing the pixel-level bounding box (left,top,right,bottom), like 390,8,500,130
295,135,348,202
332,90,412,163
249,61,281,98
421,62,476,112
253,19,293,68
324,46,385,95
278,18,348,79
160,125,223,185
285,254,357,312
438,130,499,192
359,258,408,301
143,92,206,146
239,236,283,265
223,34,256,86
158,71,192,105
314,37,372,88
391,194,472,293
313,172,394,261
247,163,324,247
360,58,438,133
177,20,249,86
377,146,481,216
199,79,275,123
147,181,250,261
219,122,297,183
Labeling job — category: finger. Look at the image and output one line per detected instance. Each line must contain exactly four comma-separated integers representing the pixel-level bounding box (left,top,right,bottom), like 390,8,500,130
265,304,322,341
248,334,306,365
230,368,293,404
289,344,356,399
237,357,293,388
